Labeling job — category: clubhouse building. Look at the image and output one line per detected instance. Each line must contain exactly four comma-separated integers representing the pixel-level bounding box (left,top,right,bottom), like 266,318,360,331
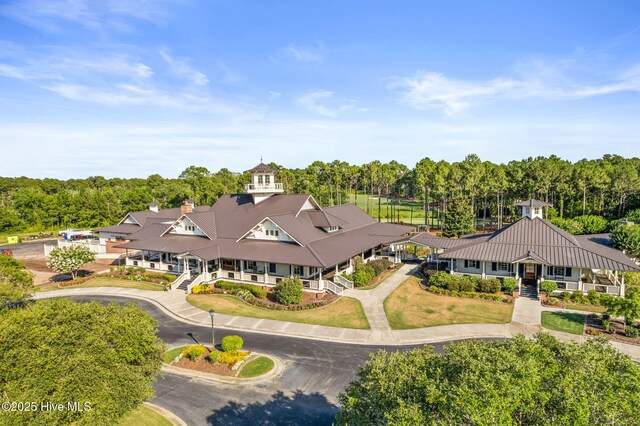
96,163,413,294
398,199,639,296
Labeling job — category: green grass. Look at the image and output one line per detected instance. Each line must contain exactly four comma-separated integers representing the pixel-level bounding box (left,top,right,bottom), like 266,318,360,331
37,277,166,292
238,356,275,378
187,294,370,329
117,405,173,426
163,346,188,363
0,228,59,244
350,192,440,226
541,311,586,335
563,302,606,313
384,274,514,329
355,266,400,290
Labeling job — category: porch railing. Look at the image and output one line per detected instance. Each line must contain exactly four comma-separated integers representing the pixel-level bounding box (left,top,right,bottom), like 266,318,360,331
324,280,343,295
334,274,354,290
186,273,205,293
171,270,189,290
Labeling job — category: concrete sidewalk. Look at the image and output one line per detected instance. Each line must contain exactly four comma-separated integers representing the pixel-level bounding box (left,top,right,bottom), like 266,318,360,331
33,285,640,361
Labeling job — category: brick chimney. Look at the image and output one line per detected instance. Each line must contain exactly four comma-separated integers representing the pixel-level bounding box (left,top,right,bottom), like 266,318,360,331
148,202,159,213
181,199,195,214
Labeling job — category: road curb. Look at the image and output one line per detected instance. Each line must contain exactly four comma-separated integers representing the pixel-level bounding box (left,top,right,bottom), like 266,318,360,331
143,402,187,426
161,353,284,385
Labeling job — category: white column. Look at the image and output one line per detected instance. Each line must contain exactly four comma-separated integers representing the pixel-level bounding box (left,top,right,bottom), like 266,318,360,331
264,262,269,284
481,261,486,279
621,272,626,297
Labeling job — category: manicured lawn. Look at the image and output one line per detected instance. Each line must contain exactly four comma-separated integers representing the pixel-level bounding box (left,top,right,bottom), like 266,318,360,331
163,346,187,364
117,405,172,426
238,356,275,378
38,277,165,292
384,274,514,329
564,303,606,313
355,267,398,290
187,294,370,329
541,311,585,335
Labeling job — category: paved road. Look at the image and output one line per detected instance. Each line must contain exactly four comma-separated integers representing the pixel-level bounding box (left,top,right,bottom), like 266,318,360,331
64,295,464,425
0,239,51,259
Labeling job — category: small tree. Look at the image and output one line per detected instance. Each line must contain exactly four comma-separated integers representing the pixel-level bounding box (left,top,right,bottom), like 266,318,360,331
47,245,96,280
612,224,640,259
221,335,244,352
443,197,474,237
274,276,303,305
541,280,558,294
0,256,35,309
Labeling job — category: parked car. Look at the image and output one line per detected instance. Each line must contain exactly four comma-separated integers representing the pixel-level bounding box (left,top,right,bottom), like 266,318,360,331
58,228,79,236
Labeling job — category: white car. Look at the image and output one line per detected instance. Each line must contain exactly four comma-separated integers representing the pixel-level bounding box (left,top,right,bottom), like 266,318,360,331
58,228,79,236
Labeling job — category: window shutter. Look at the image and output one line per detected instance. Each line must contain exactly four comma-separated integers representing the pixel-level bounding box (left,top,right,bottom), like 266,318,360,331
492,262,497,271
565,267,572,277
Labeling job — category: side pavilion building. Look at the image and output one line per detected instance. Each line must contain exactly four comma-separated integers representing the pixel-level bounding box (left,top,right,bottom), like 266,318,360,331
96,163,413,293
394,199,639,296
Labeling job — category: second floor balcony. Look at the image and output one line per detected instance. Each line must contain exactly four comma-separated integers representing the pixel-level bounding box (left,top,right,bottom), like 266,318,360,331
244,182,284,193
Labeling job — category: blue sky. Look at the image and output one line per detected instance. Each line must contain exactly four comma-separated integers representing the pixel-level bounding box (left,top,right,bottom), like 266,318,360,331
1,0,639,178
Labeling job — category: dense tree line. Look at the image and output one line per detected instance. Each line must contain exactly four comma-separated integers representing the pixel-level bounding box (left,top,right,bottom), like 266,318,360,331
1,154,639,233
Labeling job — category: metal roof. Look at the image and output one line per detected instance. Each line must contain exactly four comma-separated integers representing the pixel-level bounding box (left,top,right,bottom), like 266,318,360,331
513,199,552,207
246,163,278,173
438,217,639,271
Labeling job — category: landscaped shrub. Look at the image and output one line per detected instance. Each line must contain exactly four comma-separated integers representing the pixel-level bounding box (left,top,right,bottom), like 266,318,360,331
445,275,461,292
191,283,213,294
502,277,518,293
181,344,207,362
221,335,244,352
476,278,501,293
352,264,376,287
246,297,329,311
235,289,254,301
206,351,220,363
428,271,453,288
217,350,249,365
561,291,571,302
541,280,558,294
274,277,303,305
367,259,392,275
458,276,476,292
571,290,587,304
214,281,267,298
602,319,613,333
623,272,640,286
625,327,640,338
587,290,601,305
545,297,558,306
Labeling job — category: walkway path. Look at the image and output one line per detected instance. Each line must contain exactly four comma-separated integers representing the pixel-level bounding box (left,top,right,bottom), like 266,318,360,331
342,263,417,343
34,281,640,361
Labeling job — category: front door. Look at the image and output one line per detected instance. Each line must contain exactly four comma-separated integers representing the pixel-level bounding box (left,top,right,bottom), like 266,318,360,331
524,263,536,280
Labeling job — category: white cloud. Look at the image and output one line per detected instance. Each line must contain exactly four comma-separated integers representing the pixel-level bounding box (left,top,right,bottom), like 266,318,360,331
393,59,640,114
0,0,171,33
159,49,209,86
298,90,360,117
285,44,324,62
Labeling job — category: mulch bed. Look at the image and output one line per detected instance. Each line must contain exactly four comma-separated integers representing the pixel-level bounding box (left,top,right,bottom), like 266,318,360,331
585,315,640,345
170,351,257,377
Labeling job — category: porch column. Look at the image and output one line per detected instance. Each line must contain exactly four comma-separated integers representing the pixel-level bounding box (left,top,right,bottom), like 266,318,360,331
481,261,486,279
264,262,269,284
240,260,245,281
183,258,189,278
203,260,208,280
449,259,454,274
621,273,626,297
578,268,583,291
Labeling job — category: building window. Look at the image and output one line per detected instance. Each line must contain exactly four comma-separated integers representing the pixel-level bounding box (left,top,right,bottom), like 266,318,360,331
497,262,510,272
245,261,256,271
293,265,302,276
258,175,263,184
265,175,271,184
464,260,480,269
534,207,540,215
133,261,138,266
269,263,276,274
553,266,565,277
150,262,155,269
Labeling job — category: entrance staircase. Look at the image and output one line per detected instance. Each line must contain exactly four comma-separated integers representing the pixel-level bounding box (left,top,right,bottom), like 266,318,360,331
520,283,538,299
177,278,194,291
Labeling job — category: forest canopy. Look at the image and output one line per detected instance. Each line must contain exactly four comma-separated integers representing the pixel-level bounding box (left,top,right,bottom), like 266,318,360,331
1,154,639,233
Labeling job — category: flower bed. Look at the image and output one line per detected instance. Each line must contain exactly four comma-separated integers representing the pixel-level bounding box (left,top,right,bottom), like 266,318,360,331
191,282,339,311
57,266,172,289
165,339,275,378
585,315,640,345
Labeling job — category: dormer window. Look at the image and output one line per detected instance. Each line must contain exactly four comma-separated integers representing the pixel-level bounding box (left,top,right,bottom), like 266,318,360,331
324,226,340,233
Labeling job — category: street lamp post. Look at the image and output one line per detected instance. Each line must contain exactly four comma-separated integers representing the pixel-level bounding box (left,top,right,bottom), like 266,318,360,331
209,308,215,351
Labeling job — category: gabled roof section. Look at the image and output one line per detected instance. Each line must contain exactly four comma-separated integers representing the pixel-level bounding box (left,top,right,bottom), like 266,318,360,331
246,163,277,173
161,213,214,240
514,199,552,207
236,216,303,246
118,213,141,226
295,195,322,217
488,217,579,246
307,209,343,228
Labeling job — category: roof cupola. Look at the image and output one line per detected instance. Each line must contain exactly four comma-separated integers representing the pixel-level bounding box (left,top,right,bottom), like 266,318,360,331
244,162,283,204
514,199,551,220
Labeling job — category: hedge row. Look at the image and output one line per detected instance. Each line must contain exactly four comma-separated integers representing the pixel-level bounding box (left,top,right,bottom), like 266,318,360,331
427,271,503,294
213,281,268,298
428,285,512,303
245,297,329,311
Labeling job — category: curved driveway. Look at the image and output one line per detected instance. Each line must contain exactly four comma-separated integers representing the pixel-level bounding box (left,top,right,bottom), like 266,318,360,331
65,295,463,426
